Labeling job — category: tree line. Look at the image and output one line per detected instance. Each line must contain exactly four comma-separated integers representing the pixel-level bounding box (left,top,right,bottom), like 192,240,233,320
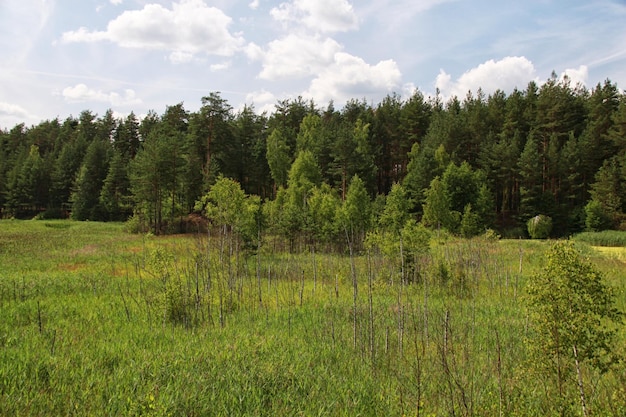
1,74,626,240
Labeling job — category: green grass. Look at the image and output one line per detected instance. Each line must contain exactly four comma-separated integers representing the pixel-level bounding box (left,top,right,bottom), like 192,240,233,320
572,230,626,247
1,220,625,416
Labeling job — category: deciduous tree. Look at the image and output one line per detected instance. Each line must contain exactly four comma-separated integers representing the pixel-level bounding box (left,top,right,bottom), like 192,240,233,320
526,241,622,416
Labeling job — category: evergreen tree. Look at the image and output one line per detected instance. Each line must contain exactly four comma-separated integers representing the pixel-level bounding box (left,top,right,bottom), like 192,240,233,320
371,94,404,193
130,123,185,234
50,124,87,211
71,139,110,220
114,112,141,160
585,157,623,229
5,145,49,217
232,105,270,196
99,150,131,221
579,80,620,189
518,134,546,222
330,118,374,199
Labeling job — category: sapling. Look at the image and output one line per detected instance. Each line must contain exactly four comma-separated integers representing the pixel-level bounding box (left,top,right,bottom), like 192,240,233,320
526,241,623,416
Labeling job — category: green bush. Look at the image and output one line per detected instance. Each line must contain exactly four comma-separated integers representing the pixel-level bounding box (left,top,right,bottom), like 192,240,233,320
460,204,482,238
125,213,149,234
584,200,614,232
35,208,67,220
527,214,552,239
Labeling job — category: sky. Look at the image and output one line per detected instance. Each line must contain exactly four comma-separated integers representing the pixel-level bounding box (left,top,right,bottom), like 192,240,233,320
1,0,626,129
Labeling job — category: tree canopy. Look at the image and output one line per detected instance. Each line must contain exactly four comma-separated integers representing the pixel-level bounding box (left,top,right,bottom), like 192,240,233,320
1,80,626,239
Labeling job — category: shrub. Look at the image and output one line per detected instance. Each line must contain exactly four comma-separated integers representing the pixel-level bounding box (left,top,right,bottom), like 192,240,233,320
125,213,149,234
460,203,482,238
584,200,614,232
35,208,67,220
527,214,552,239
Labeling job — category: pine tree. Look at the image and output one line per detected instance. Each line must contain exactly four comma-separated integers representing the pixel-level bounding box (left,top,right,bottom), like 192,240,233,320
71,139,110,220
99,150,131,221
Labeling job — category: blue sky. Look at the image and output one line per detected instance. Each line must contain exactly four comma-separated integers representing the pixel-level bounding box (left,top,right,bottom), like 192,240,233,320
1,0,625,128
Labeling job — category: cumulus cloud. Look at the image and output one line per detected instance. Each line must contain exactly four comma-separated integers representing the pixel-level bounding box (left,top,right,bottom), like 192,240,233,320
560,65,588,87
61,0,244,62
61,83,142,107
435,56,539,99
249,0,260,10
244,89,277,114
254,34,342,80
270,0,358,33
303,53,401,105
0,102,32,118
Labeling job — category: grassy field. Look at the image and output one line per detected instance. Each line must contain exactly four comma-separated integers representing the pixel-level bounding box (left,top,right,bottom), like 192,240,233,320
0,220,624,416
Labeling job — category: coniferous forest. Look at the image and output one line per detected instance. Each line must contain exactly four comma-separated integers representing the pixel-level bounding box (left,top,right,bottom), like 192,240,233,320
2,75,626,240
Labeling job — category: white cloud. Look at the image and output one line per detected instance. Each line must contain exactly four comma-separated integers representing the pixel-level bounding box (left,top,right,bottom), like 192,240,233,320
270,0,358,33
560,65,588,87
244,42,264,61
210,62,231,72
244,89,276,114
249,0,260,10
61,83,142,107
255,34,342,80
169,51,194,64
435,56,538,99
61,0,244,61
0,102,32,119
304,53,402,105
110,0,123,4
61,26,108,43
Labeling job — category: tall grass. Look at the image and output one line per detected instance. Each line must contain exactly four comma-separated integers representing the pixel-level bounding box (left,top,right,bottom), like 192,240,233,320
0,221,624,416
572,230,626,247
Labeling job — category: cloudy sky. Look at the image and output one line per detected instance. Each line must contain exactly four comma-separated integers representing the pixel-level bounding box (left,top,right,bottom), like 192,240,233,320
1,0,625,128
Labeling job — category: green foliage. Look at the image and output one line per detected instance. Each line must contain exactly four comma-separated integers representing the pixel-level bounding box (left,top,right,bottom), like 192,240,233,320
307,183,340,245
585,157,623,230
584,199,614,232
5,145,50,217
526,214,552,239
2,80,626,240
422,176,454,231
266,127,291,189
1,221,626,416
130,123,187,234
338,175,370,249
460,203,482,237
573,230,626,247
196,175,261,248
71,139,110,221
379,182,410,234
99,150,132,221
441,161,484,215
526,241,623,413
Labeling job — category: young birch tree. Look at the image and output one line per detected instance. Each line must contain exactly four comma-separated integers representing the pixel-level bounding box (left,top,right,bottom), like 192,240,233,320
526,241,622,417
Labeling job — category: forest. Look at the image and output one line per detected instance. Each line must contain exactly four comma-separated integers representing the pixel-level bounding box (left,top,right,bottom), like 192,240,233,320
2,74,626,416
1,74,626,241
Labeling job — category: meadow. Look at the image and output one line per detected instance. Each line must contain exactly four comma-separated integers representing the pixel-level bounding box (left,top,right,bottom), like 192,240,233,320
0,220,624,416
